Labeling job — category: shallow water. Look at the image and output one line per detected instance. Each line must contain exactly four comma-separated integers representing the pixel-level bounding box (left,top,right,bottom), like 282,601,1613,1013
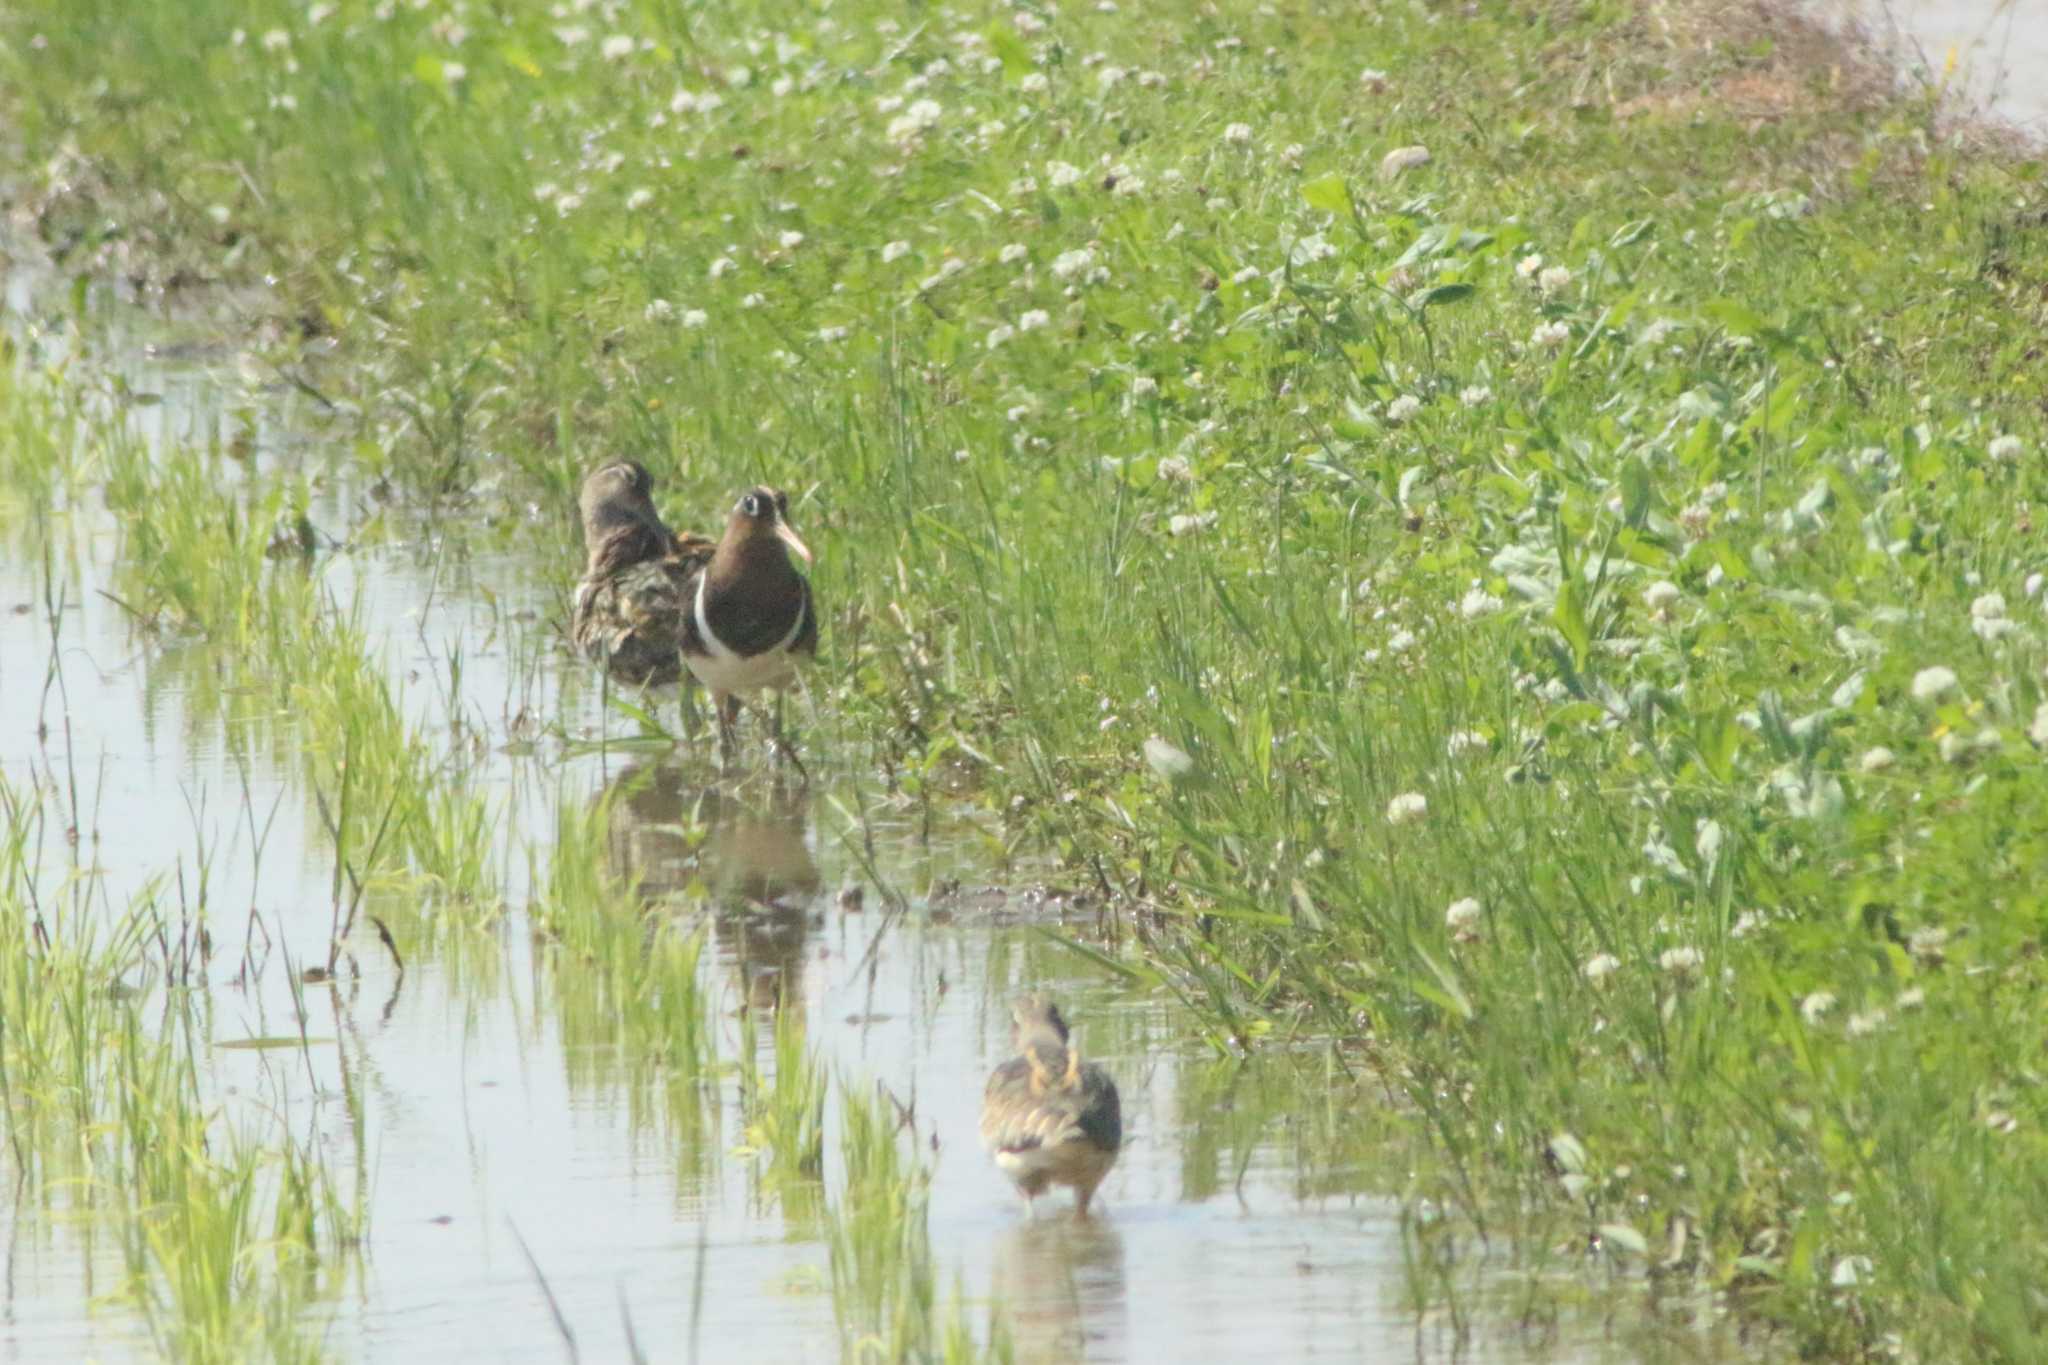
1812,0,2048,136
0,257,1694,1362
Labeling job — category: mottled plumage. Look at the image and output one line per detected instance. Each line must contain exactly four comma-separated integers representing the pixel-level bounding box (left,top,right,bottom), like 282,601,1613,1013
981,996,1122,1217
679,486,817,738
570,461,714,688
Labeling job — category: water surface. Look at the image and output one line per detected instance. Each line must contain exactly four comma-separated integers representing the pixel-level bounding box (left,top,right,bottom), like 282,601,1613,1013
0,248,1691,1362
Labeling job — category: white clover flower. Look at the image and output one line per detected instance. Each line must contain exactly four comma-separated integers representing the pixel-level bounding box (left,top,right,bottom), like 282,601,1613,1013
1909,666,1958,703
1445,897,1482,931
1516,253,1543,279
1970,592,2015,641
1008,175,1039,196
553,192,583,215
1989,434,2024,462
1458,587,1502,618
680,308,708,328
1097,65,1127,90
1222,121,1253,146
1020,72,1050,94
771,75,794,98
1385,791,1428,825
1531,320,1571,349
708,256,736,278
1387,628,1416,653
1131,375,1159,398
1051,247,1097,280
985,324,1016,349
776,230,805,250
818,324,848,342
1018,308,1051,332
1444,729,1487,759
1538,265,1573,293
919,257,967,291
998,242,1028,264
1459,384,1492,406
740,292,765,308
261,28,291,51
1846,1009,1885,1038
554,25,591,47
1005,404,1032,423
1896,987,1926,1010
1014,12,1046,34
1047,160,1083,187
1582,952,1621,982
601,34,634,60
1858,746,1896,773
1659,946,1703,977
1359,67,1389,90
1908,926,1948,961
887,97,943,140
644,298,675,322
875,94,905,114
881,240,912,263
1800,991,1836,1024
1644,580,1681,615
1156,456,1192,482
1731,910,1769,938
443,61,467,84
307,2,335,24
1386,394,1422,424
1379,145,1430,179
1230,265,1261,285
625,188,655,212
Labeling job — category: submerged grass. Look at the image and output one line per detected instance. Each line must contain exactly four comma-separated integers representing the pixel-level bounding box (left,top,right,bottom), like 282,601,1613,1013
830,1075,1008,1365
0,773,353,1362
6,0,2048,1355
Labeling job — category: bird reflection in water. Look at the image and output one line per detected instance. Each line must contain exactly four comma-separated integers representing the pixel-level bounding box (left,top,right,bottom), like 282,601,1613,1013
990,1216,1128,1365
599,761,820,1012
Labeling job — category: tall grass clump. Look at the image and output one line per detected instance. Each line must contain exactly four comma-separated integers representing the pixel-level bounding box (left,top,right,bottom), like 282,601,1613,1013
7,0,2048,1354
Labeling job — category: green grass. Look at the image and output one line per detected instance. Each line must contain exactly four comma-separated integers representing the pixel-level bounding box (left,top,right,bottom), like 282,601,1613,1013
0,770,355,1362
830,1074,1007,1364
6,0,2048,1356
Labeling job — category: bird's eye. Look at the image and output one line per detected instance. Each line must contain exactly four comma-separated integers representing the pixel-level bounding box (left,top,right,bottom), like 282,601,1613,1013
740,493,763,517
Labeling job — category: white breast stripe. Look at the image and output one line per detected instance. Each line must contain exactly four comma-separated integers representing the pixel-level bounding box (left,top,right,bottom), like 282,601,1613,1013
693,570,732,661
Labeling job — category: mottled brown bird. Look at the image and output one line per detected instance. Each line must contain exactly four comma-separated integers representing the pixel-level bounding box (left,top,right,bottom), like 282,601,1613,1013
679,486,817,746
981,995,1122,1217
570,460,714,688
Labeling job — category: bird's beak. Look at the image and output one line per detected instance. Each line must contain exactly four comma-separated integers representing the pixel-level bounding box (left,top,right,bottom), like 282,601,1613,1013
775,519,813,565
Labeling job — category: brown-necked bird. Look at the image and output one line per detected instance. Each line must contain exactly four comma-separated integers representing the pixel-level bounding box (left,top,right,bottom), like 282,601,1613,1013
571,460,714,688
981,996,1123,1218
680,486,817,744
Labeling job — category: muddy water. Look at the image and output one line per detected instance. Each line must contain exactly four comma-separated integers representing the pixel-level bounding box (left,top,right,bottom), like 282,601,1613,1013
0,270,1658,1362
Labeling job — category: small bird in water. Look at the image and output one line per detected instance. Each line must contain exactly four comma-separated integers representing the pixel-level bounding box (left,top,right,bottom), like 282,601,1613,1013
570,460,714,688
981,995,1122,1218
681,486,817,754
